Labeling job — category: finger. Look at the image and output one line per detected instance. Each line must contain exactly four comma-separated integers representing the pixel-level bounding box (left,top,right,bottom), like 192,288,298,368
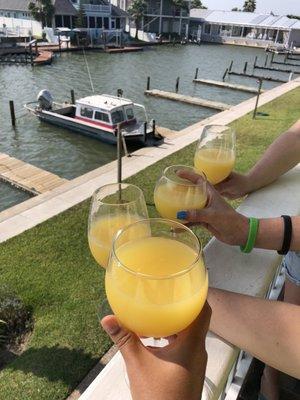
101,315,143,361
176,169,206,185
177,209,210,223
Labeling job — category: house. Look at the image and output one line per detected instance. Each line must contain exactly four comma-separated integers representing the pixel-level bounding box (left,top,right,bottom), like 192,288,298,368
0,0,31,19
189,9,300,47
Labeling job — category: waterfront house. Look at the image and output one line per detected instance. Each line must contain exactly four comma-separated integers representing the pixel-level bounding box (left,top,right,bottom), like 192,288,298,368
190,9,300,48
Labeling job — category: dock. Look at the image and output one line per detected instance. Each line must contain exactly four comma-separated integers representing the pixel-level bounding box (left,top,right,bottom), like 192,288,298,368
34,50,53,65
193,78,263,94
271,60,300,68
144,89,231,111
228,71,287,83
254,64,300,74
0,153,68,195
105,47,143,54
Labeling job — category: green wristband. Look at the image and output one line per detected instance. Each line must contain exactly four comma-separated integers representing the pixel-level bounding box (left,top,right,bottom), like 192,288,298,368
240,217,259,254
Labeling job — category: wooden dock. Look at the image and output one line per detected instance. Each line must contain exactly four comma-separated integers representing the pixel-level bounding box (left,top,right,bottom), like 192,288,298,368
272,60,300,68
228,71,287,83
34,51,53,65
144,89,231,111
105,47,143,54
193,78,264,94
0,153,68,195
254,64,300,74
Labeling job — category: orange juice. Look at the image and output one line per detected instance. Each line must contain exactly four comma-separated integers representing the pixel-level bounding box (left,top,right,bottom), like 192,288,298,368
154,183,207,221
194,148,235,184
106,236,208,337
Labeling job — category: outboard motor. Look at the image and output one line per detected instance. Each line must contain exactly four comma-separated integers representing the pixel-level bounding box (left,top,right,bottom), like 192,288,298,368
37,90,53,110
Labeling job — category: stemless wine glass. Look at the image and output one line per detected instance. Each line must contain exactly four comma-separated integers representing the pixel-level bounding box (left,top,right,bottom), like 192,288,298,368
194,125,236,185
105,218,208,338
88,183,148,268
154,165,207,222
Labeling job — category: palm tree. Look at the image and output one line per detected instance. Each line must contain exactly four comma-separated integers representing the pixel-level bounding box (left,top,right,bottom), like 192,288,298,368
28,0,55,28
128,0,147,39
190,0,207,9
243,0,256,12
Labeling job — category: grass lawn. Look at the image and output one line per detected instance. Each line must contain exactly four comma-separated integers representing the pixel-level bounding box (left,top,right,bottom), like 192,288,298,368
0,87,299,399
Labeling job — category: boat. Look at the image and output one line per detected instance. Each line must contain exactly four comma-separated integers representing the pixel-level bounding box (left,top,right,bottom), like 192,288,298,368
24,90,163,146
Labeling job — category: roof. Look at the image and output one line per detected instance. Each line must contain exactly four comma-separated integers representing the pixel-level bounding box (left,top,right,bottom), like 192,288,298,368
76,95,133,110
111,4,128,17
0,0,77,15
190,9,300,30
0,0,29,11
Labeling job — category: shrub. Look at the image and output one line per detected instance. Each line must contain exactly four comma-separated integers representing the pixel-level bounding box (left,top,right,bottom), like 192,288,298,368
0,286,33,347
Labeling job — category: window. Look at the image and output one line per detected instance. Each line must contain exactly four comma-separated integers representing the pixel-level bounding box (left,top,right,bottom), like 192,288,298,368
111,110,124,124
204,24,211,35
89,16,95,28
104,17,109,29
96,17,102,28
80,107,94,118
95,111,110,123
126,108,134,120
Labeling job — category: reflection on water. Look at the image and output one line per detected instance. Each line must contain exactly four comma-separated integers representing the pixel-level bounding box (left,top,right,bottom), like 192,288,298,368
0,44,280,211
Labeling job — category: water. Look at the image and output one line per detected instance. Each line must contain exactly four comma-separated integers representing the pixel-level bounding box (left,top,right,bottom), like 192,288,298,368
0,43,285,212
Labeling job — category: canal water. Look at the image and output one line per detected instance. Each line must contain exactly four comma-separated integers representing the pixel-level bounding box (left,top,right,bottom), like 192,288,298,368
0,43,287,212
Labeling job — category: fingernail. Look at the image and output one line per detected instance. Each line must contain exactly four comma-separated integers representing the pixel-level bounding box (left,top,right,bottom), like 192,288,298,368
177,211,188,220
102,318,121,335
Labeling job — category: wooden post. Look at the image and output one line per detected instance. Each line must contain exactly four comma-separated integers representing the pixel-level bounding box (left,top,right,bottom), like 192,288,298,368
194,67,199,80
144,121,147,143
35,41,38,56
146,76,150,91
253,78,263,119
24,45,27,64
222,68,228,81
289,72,294,81
175,77,180,93
58,35,61,54
70,89,75,104
253,56,257,68
284,52,288,63
264,53,268,67
229,60,233,72
243,61,248,74
117,123,122,201
121,132,130,157
9,100,16,127
271,52,274,64
152,119,156,135
29,44,33,66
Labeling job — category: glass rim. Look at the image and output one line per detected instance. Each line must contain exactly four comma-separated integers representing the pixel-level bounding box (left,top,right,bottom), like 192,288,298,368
162,164,207,187
111,218,204,280
203,124,235,134
92,182,145,207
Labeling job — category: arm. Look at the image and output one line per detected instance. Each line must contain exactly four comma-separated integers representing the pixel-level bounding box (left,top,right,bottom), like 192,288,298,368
216,120,300,199
177,170,300,250
208,288,300,379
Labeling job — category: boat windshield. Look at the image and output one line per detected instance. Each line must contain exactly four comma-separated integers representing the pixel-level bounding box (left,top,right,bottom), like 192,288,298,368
111,109,125,124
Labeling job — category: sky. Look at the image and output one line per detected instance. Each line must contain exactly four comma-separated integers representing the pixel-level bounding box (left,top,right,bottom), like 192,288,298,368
202,0,300,16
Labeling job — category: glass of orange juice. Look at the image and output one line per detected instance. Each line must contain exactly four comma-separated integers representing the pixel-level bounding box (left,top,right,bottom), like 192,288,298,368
88,183,148,268
105,218,208,338
154,165,207,222
194,125,236,184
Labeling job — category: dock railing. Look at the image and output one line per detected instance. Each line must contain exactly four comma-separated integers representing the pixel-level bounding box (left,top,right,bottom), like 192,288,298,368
78,164,300,400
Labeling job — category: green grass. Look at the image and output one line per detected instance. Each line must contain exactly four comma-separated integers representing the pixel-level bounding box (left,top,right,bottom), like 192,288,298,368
0,87,299,399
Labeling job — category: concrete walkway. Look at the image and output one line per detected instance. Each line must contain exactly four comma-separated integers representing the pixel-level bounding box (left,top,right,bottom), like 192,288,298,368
0,77,300,243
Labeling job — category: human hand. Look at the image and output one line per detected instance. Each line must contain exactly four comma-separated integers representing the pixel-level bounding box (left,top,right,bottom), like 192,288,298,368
176,170,249,246
101,303,211,400
214,172,252,200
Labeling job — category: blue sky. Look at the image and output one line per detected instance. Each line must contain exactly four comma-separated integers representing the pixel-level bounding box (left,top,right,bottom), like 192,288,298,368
203,0,300,15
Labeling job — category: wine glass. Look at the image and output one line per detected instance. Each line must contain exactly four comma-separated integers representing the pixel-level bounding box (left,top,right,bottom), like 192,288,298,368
88,183,148,268
154,165,207,222
194,125,236,185
105,218,208,338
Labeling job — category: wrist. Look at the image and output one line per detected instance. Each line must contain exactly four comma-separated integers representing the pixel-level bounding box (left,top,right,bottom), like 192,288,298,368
236,214,250,246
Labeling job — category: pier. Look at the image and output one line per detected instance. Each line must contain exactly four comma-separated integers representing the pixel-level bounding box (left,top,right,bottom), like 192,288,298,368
0,153,67,195
144,89,231,111
193,78,263,94
105,47,143,53
228,71,287,83
254,64,300,74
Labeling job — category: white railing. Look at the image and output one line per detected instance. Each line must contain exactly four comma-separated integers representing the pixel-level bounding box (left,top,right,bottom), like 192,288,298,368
83,4,111,13
0,17,42,37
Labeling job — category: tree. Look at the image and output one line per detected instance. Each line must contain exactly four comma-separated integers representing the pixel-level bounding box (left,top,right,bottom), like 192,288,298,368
243,0,256,12
128,0,147,39
75,0,87,28
190,0,207,9
28,0,55,28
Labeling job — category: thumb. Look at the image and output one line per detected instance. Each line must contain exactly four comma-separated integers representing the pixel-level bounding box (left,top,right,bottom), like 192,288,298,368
101,315,143,362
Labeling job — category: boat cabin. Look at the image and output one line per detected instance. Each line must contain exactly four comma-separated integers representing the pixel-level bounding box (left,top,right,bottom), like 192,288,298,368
75,94,138,132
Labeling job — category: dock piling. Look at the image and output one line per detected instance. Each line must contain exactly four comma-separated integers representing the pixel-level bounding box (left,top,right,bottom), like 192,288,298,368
253,78,263,119
175,77,180,93
229,60,233,72
271,52,274,64
253,56,257,68
117,88,123,97
243,62,248,74
222,68,229,81
194,67,199,80
146,76,151,91
9,100,16,127
289,72,294,81
264,54,269,67
70,89,75,104
29,44,33,66
144,122,147,143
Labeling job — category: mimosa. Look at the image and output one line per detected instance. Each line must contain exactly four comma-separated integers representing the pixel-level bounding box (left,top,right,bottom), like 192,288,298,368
89,213,144,268
106,236,208,337
194,148,235,184
154,183,207,221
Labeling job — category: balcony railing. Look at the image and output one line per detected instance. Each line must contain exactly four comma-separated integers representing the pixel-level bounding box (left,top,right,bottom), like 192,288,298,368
83,4,111,14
